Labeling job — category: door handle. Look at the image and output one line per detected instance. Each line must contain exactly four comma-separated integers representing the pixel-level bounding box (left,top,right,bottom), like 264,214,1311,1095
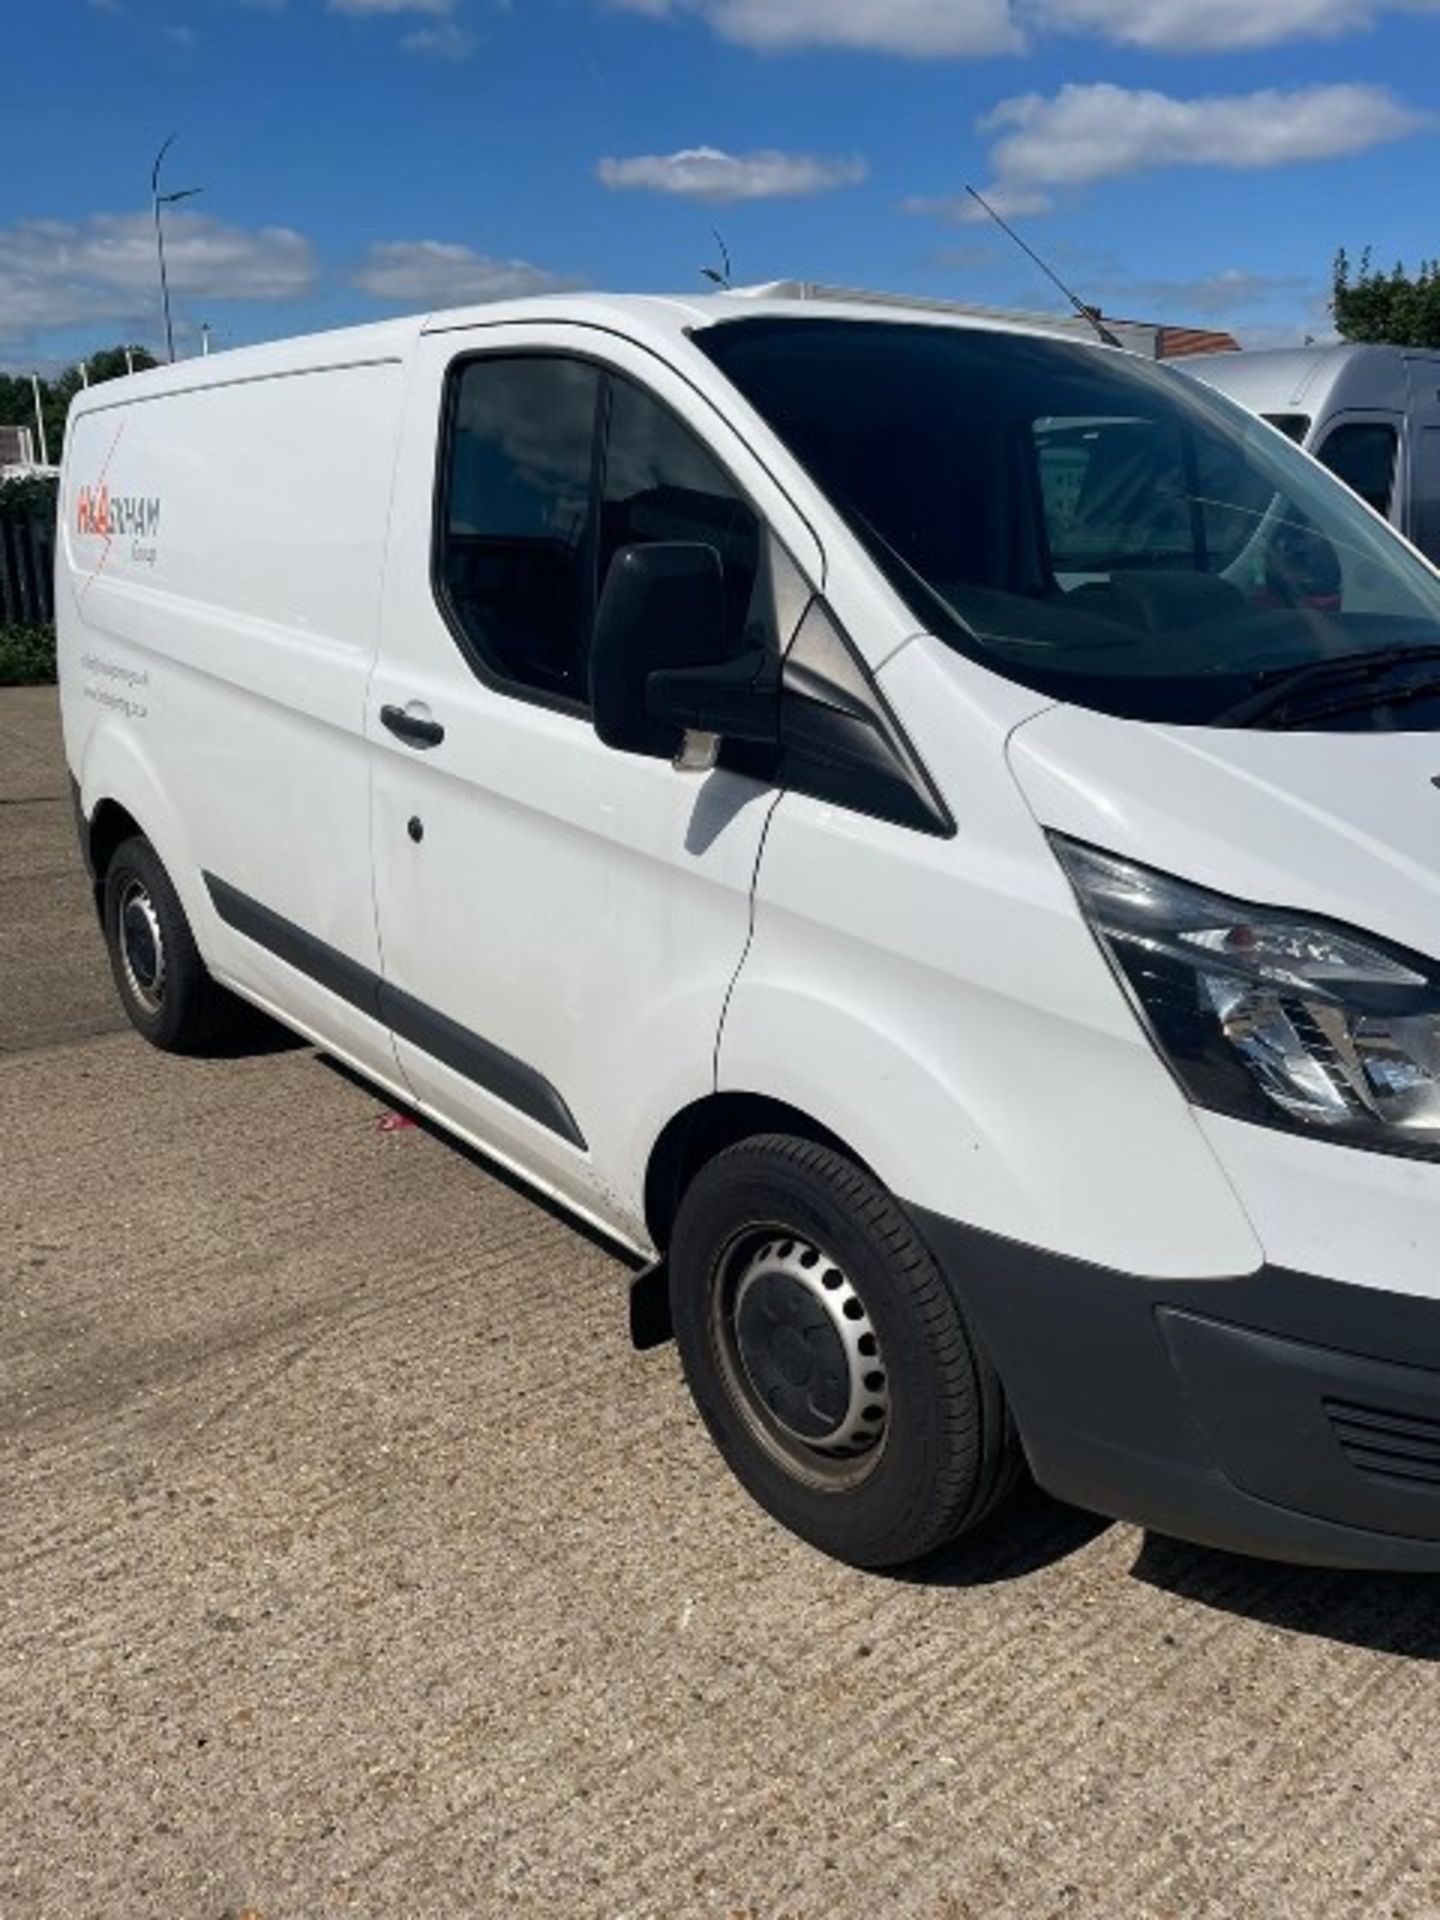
380,704,446,749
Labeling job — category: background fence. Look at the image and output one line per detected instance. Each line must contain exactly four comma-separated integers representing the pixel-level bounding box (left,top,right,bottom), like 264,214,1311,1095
0,514,54,627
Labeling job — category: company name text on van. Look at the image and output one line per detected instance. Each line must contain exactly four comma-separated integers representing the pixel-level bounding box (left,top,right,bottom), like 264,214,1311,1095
76,488,161,540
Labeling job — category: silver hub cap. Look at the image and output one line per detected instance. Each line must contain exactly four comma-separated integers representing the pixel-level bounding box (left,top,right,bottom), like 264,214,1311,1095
118,879,166,1015
713,1232,891,1490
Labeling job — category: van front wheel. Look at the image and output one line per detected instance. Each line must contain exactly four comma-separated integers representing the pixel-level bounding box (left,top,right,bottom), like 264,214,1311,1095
669,1134,1018,1569
103,836,241,1053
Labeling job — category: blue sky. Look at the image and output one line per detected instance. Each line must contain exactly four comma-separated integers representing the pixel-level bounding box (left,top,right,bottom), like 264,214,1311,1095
3,0,1438,370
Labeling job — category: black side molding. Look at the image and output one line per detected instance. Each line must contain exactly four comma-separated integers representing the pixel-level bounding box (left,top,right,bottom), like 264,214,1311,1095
379,978,585,1148
203,872,586,1150
206,874,383,1024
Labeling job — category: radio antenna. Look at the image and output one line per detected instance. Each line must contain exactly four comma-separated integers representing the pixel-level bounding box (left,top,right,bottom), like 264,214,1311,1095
701,229,733,291
964,185,1121,349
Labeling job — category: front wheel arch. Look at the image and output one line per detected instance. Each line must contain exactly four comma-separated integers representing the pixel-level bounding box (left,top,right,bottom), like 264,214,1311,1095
643,1091,871,1254
668,1131,1020,1567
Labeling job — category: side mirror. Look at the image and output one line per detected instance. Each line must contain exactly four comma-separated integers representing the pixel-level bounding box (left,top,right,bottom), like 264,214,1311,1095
590,542,779,761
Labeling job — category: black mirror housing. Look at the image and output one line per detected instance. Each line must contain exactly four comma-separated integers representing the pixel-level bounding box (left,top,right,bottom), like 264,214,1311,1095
590,542,779,760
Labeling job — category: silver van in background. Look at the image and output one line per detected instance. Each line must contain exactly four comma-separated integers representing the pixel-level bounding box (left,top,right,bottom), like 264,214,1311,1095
1183,343,1440,564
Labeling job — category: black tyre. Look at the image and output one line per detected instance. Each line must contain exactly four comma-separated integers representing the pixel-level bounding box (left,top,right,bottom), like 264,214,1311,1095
669,1134,1018,1569
102,835,243,1053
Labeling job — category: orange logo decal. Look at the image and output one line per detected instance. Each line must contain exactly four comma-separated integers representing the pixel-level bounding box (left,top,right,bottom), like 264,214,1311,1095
76,485,110,536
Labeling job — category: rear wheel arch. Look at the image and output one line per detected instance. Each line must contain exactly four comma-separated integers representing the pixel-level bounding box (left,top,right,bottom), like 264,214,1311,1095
84,798,146,918
88,797,146,875
101,831,245,1052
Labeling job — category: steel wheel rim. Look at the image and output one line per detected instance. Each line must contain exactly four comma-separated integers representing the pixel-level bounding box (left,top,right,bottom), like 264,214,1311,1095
118,878,166,1016
709,1225,891,1492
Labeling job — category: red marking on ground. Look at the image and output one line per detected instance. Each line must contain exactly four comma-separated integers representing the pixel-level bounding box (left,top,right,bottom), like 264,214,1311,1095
377,1112,418,1133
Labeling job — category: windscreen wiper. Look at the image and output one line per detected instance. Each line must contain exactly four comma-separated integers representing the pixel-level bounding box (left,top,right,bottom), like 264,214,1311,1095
1267,675,1440,729
1217,645,1440,728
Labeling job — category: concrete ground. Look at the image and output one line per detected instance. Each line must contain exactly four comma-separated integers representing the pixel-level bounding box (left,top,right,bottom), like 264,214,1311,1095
3,682,1439,1920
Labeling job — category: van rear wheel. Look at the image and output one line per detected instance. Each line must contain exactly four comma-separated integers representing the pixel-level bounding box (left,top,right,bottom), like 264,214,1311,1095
669,1134,1018,1569
103,835,242,1053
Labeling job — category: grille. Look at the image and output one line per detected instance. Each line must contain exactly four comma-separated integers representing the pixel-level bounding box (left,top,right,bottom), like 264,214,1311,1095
1326,1398,1440,1490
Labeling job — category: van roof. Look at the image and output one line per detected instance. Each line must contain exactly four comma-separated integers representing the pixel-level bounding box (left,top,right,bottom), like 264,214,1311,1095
1181,339,1440,417
67,288,1112,418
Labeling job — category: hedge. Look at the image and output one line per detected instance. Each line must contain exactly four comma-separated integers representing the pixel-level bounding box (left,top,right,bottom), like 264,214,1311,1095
0,623,56,686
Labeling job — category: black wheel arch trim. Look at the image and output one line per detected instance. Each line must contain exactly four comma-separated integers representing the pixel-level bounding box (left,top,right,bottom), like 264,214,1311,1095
203,872,587,1150
70,777,95,881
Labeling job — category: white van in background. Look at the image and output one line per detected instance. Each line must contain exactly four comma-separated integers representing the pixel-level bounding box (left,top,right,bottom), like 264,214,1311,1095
57,292,1440,1573
1184,342,1440,564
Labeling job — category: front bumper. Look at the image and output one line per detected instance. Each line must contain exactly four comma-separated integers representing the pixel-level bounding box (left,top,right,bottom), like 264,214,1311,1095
913,1204,1440,1570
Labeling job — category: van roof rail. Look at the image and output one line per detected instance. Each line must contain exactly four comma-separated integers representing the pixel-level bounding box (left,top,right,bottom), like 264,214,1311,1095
728,281,1160,354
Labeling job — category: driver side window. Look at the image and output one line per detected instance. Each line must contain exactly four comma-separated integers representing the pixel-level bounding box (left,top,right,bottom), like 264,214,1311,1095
435,354,762,712
439,355,602,707
600,374,761,655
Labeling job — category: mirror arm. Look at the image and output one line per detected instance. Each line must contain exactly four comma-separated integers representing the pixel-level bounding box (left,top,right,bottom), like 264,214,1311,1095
673,730,722,774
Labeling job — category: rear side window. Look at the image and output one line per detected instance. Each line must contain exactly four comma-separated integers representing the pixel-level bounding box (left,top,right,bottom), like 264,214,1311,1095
1318,420,1398,518
439,356,602,704
1415,427,1440,563
600,375,760,653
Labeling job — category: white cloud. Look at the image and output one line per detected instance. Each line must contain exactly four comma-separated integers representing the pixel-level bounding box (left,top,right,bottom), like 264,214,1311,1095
1035,0,1440,52
924,241,1006,271
911,81,1431,221
613,0,1440,53
906,183,1051,222
0,210,316,354
352,240,581,304
609,0,1022,54
402,19,474,52
596,145,867,201
1106,269,1314,317
328,0,453,14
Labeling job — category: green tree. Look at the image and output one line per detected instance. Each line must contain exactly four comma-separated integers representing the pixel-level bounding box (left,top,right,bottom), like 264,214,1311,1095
1333,248,1440,347
0,344,158,465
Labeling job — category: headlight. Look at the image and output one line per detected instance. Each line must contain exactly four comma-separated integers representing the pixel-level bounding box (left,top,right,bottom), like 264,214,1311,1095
1053,835,1440,1156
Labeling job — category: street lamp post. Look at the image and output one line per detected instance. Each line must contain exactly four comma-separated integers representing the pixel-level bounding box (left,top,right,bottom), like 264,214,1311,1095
30,374,49,468
150,134,202,363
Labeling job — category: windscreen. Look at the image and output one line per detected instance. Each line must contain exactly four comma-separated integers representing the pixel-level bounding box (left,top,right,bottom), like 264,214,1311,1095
697,319,1440,726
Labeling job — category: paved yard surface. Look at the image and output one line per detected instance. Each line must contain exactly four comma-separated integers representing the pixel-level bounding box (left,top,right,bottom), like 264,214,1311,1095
3,683,1439,1919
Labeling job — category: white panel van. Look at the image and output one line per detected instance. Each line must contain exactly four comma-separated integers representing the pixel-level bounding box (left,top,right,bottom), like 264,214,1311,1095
57,293,1440,1571
1183,343,1440,565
